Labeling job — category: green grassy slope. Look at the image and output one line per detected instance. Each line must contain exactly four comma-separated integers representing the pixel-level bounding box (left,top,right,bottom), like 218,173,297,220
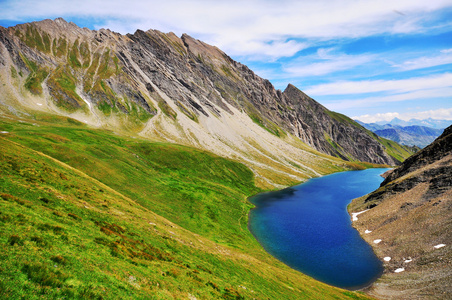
0,115,374,299
0,116,259,248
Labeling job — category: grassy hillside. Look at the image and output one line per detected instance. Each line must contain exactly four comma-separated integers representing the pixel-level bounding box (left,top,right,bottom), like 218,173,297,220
0,115,260,247
0,115,374,299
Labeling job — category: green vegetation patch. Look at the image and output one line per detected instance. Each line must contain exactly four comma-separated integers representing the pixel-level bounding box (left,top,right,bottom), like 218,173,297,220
15,25,51,53
19,53,48,95
97,49,120,78
68,40,82,68
378,136,417,163
24,68,48,95
47,67,85,111
2,120,257,245
21,54,49,95
10,66,18,79
249,113,286,138
53,37,68,58
128,99,153,123
326,110,357,126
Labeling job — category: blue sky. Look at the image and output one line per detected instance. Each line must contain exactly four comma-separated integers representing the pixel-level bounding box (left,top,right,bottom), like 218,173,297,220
1,0,452,123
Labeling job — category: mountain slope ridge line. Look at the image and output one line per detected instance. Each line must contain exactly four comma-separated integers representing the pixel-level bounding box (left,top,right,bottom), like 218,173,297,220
0,18,416,188
349,125,452,299
1,135,138,207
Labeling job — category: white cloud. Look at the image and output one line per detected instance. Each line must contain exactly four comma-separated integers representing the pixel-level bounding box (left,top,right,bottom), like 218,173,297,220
224,39,309,60
392,49,452,71
2,0,452,59
325,87,452,110
354,107,452,123
304,73,452,96
283,50,374,77
354,112,401,123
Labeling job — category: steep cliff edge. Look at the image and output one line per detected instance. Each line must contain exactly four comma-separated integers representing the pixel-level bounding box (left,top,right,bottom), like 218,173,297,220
0,18,415,188
349,126,452,299
281,84,400,164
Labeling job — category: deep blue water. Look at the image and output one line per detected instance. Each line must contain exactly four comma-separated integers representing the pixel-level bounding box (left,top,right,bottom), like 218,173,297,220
248,168,391,290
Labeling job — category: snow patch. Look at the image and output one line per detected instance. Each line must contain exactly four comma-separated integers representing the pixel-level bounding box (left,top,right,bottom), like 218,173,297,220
384,257,391,261
373,239,382,244
365,229,372,234
404,258,412,263
0,131,9,134
352,209,369,221
394,268,405,273
434,244,446,249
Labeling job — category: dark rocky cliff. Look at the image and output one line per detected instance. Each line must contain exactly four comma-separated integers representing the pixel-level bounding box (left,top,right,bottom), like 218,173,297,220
381,125,452,186
280,84,398,164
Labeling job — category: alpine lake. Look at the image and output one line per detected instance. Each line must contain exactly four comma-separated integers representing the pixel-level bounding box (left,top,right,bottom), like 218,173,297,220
248,168,391,290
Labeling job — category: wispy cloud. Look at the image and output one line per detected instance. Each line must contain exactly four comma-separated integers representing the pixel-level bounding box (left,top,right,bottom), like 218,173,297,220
304,73,452,95
283,49,375,77
392,48,452,70
1,0,451,59
354,107,452,122
326,87,452,110
224,39,309,60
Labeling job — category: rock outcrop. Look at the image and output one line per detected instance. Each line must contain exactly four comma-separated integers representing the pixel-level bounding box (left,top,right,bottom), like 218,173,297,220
349,126,452,299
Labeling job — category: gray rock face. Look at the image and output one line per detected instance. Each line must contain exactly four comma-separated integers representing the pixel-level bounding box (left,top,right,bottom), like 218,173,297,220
381,125,452,187
279,85,398,164
360,125,452,209
0,18,414,166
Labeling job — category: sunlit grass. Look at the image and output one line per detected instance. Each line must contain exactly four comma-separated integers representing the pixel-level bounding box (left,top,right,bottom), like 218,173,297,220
0,115,374,299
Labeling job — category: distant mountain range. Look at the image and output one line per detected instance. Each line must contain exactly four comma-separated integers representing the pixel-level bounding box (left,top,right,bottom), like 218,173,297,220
356,120,446,148
369,118,451,130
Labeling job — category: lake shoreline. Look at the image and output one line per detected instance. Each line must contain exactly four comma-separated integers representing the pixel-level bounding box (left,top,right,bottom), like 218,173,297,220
247,168,391,290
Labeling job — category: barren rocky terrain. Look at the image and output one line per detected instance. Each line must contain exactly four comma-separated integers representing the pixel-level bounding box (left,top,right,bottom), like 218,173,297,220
349,126,452,299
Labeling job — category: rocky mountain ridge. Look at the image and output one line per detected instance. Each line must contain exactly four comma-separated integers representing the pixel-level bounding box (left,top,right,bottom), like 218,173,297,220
0,18,414,187
349,125,451,298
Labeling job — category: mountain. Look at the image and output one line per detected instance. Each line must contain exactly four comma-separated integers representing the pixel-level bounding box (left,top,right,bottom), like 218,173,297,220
0,18,414,190
0,18,418,299
355,120,387,132
373,126,443,148
416,118,451,129
371,118,451,129
349,125,452,299
356,120,443,148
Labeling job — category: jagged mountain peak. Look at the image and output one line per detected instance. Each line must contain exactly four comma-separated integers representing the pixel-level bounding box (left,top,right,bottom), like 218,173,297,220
181,33,230,65
0,18,416,187
12,17,91,39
